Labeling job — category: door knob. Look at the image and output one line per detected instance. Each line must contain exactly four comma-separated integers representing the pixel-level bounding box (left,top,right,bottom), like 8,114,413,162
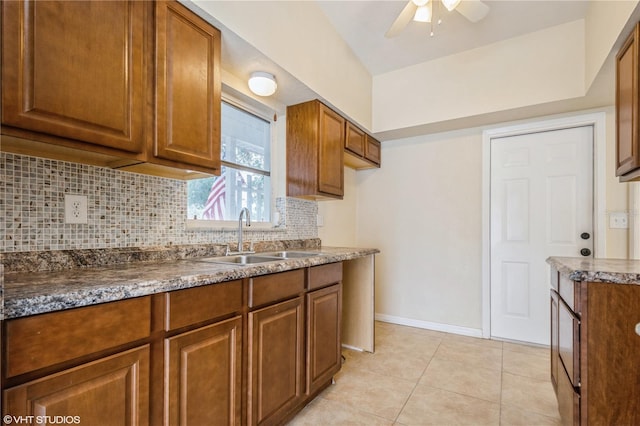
580,248,592,256
581,232,590,240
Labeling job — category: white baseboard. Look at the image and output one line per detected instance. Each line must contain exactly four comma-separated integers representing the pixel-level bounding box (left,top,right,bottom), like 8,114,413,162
375,313,484,338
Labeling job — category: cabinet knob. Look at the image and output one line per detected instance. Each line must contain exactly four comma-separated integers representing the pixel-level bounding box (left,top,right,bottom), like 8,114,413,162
581,232,591,240
580,248,592,256
636,323,640,336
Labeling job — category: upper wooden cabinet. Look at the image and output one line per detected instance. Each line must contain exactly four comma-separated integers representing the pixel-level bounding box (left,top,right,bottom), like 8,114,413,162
345,121,366,157
154,1,221,171
344,122,381,169
287,100,345,199
616,23,640,181
287,99,382,200
1,0,147,155
1,0,221,178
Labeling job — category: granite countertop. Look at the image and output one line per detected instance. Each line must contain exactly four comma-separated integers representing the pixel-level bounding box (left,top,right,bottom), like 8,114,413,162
2,246,378,320
547,256,640,285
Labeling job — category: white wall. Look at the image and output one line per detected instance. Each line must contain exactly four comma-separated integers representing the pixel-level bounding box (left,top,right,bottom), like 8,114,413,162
356,128,483,329
194,1,372,129
351,108,627,332
373,20,585,133
317,167,358,246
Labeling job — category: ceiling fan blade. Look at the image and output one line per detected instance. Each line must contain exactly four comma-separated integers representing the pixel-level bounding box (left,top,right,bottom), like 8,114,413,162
385,1,418,38
456,0,490,23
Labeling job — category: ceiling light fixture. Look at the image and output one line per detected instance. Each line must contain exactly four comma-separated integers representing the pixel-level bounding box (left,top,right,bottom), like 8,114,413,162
413,3,432,23
248,71,277,97
441,0,461,12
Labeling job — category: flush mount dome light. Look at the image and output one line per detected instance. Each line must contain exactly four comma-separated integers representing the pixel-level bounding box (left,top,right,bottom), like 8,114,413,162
248,72,277,96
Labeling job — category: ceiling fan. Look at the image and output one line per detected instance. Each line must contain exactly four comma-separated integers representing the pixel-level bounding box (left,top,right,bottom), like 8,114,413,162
385,0,490,38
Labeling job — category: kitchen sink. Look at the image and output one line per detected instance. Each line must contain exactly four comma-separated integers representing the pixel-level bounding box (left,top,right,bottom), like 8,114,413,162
263,251,321,258
194,255,283,265
192,251,322,265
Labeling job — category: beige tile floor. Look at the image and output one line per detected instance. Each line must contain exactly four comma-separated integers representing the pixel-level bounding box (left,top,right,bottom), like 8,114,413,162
289,321,560,425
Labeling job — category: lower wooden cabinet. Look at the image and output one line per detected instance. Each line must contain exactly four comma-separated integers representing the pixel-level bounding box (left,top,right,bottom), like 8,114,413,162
248,297,305,426
550,268,640,425
4,345,150,426
306,284,342,396
2,262,345,426
165,316,242,426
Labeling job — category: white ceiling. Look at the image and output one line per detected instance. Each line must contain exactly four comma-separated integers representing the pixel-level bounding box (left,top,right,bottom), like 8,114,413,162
316,0,590,75
188,0,614,137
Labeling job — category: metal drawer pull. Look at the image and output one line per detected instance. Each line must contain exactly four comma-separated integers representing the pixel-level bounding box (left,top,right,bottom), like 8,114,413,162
636,323,640,336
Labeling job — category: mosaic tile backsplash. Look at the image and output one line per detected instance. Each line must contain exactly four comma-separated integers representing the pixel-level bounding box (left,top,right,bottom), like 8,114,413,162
0,152,318,252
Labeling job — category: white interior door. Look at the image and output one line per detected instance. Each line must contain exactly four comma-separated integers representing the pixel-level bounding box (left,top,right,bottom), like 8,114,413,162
490,126,593,345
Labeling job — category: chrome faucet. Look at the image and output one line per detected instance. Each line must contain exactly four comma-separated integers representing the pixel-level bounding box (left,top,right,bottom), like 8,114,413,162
237,207,252,253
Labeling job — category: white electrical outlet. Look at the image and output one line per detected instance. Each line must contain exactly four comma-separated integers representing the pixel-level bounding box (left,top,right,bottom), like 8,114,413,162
316,214,324,227
64,194,88,224
609,212,629,229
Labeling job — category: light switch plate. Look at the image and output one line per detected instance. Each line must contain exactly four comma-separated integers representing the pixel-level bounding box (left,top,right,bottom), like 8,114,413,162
65,194,88,224
609,212,629,229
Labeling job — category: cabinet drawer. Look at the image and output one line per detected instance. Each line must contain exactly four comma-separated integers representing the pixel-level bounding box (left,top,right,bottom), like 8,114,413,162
558,298,580,388
559,274,581,314
308,262,343,290
165,280,242,331
5,296,151,378
249,269,305,308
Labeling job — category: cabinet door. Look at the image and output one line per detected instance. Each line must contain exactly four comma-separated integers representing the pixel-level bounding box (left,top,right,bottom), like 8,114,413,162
4,346,150,426
345,122,365,156
550,290,559,394
317,104,345,197
1,0,146,154
155,1,221,172
616,24,640,176
165,316,242,426
306,284,342,396
365,135,381,166
248,297,304,425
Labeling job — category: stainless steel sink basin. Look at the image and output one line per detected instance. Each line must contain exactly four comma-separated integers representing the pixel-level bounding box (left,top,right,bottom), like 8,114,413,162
192,251,322,265
195,255,283,265
263,251,321,258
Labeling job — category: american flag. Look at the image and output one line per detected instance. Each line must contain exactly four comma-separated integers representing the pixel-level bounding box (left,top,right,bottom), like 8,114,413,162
203,175,226,220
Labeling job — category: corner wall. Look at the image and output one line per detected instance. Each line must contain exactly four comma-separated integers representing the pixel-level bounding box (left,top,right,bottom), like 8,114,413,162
344,108,626,331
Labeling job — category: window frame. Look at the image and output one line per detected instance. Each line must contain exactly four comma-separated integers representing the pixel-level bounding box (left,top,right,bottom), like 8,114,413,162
186,93,278,230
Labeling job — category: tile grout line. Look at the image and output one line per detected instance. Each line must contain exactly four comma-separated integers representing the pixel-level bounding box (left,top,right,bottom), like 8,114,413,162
391,338,443,425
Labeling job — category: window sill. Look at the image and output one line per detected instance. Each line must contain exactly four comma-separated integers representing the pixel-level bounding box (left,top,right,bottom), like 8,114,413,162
185,219,286,232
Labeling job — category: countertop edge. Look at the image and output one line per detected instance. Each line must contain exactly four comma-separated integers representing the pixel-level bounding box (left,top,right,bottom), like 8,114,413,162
3,248,379,320
546,256,640,285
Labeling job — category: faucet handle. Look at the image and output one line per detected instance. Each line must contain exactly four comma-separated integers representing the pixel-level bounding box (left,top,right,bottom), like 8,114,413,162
224,244,230,256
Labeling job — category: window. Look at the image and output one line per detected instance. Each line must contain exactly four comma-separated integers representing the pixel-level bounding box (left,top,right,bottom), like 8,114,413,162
187,100,272,223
